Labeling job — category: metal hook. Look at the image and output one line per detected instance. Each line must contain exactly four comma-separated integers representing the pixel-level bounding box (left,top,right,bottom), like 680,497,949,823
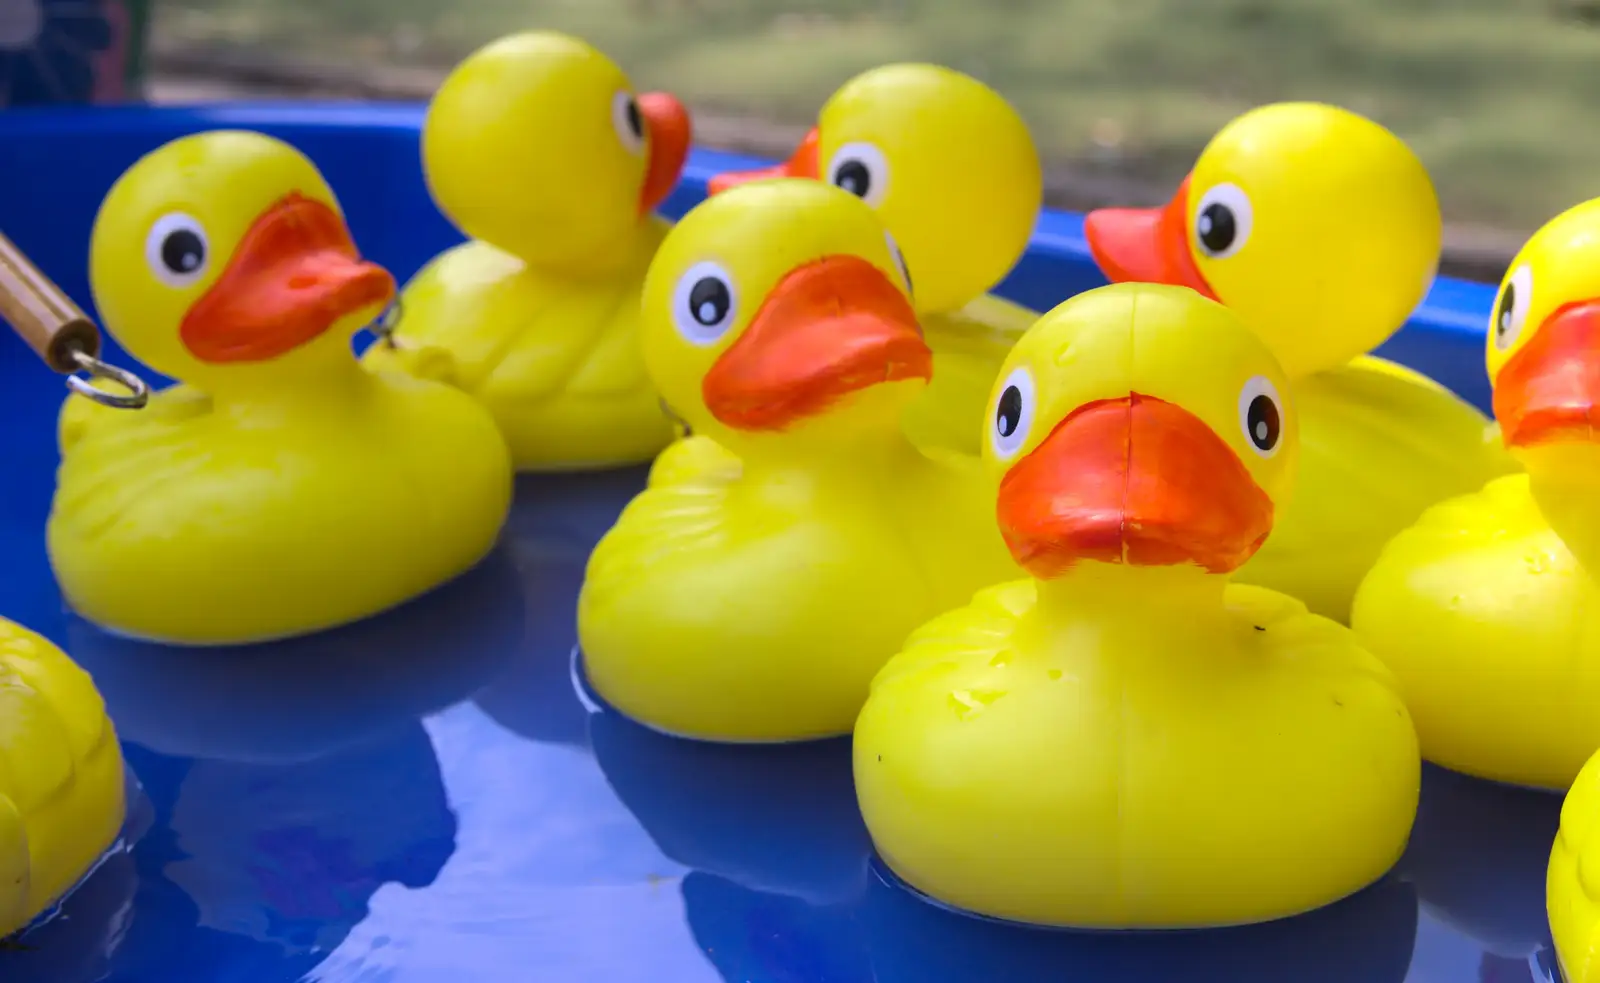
64,346,150,409
369,298,405,349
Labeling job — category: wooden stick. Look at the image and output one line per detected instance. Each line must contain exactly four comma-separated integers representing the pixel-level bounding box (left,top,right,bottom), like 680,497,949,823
0,228,101,374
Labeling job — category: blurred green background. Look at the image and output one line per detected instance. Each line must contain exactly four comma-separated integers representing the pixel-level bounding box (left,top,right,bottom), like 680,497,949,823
150,0,1600,238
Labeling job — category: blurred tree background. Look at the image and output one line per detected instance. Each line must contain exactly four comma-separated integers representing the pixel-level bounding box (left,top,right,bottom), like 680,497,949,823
151,0,1600,238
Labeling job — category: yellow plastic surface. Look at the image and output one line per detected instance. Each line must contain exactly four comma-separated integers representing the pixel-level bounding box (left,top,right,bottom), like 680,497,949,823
1552,748,1600,983
1352,197,1600,788
48,131,513,645
853,284,1420,928
0,617,126,939
1175,103,1509,621
578,181,1019,742
361,31,680,471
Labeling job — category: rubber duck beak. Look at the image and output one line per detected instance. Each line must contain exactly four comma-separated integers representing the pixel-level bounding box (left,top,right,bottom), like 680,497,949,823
706,128,822,196
1083,176,1218,301
701,254,930,431
996,394,1274,578
179,193,395,364
1495,299,1600,449
638,92,693,216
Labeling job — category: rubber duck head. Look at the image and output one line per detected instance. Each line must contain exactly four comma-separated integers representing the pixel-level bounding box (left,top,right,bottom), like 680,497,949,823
1486,198,1600,518
1084,103,1441,380
984,282,1297,584
641,178,927,458
707,63,1041,317
422,31,692,275
89,130,396,393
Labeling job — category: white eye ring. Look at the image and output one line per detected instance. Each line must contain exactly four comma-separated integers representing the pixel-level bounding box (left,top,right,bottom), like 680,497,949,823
826,141,890,208
671,261,738,347
612,90,646,155
991,366,1035,459
885,230,913,297
145,212,210,289
1495,263,1533,351
1238,375,1285,458
1192,182,1254,260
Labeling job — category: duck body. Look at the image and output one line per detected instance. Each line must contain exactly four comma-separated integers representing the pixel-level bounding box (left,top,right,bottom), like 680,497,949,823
853,283,1420,928
363,31,691,471
1352,196,1600,790
904,296,1036,456
51,364,511,645
1085,101,1509,622
583,425,1007,741
364,222,672,470
0,617,126,938
856,572,1417,927
48,130,513,645
579,180,1017,742
1551,748,1600,983
1237,354,1513,618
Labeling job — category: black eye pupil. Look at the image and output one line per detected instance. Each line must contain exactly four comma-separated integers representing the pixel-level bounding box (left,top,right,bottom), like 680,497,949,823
1496,282,1517,338
1246,394,1280,451
834,160,871,198
625,99,643,140
996,385,1023,438
1197,203,1237,255
161,229,205,275
688,277,731,327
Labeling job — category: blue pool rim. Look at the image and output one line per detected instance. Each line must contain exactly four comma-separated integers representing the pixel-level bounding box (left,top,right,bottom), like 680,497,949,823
0,100,1502,418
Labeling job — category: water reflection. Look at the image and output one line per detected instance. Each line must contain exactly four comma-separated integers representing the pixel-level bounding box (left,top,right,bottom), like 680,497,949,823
473,470,646,749
862,864,1418,983
60,546,527,979
1401,764,1563,981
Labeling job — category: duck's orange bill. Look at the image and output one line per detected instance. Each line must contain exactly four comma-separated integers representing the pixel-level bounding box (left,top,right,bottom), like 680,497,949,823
638,92,693,215
997,394,1273,578
705,127,822,196
179,192,395,365
1495,299,1600,448
1082,176,1217,300
702,254,929,431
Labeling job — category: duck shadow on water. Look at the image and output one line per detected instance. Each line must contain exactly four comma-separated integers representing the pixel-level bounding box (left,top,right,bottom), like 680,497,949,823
582,655,1420,983
1399,763,1564,982
37,544,530,982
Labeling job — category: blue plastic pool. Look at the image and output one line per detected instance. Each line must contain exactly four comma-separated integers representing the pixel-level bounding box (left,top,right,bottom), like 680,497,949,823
0,103,1559,983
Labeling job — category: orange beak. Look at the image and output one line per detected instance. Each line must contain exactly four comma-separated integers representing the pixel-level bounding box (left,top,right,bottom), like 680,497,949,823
706,127,822,196
1494,299,1600,448
179,193,396,364
638,92,693,216
701,254,929,431
996,394,1274,578
1082,175,1217,300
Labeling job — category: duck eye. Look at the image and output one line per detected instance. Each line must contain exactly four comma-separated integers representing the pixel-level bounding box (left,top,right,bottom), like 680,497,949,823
885,231,912,296
671,261,738,346
991,366,1035,459
1495,263,1533,351
826,142,890,208
145,212,209,288
1193,183,1253,259
612,90,646,155
1238,375,1284,458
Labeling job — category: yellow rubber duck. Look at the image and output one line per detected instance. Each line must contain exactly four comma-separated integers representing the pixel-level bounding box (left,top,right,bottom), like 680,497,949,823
1084,102,1514,621
48,130,513,646
362,31,692,471
1352,197,1600,790
706,62,1042,456
0,617,126,939
577,179,1018,743
1552,748,1600,983
853,283,1420,928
